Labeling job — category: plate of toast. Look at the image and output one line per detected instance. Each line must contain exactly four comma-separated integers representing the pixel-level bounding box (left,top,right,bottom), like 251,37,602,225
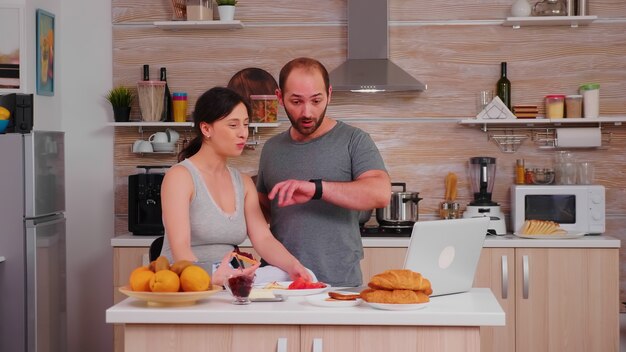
305,291,362,307
514,231,585,239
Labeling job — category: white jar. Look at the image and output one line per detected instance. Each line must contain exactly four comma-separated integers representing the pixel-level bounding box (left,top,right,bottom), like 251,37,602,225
579,83,600,118
511,0,532,17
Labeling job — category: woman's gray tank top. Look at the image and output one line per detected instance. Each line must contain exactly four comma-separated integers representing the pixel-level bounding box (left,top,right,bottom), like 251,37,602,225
161,159,247,265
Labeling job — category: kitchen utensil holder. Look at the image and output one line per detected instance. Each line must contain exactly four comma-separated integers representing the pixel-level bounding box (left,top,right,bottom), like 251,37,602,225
488,131,529,153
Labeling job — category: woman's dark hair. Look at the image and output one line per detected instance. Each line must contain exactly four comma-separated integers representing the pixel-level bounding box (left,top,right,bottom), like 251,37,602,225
227,67,278,106
178,87,251,161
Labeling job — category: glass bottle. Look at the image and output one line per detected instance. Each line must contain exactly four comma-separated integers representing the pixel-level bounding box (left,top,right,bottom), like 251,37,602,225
160,68,172,122
515,159,525,184
142,64,150,81
497,62,511,110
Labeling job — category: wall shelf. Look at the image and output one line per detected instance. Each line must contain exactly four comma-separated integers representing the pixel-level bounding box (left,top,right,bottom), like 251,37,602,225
153,20,244,30
459,117,625,131
503,15,597,29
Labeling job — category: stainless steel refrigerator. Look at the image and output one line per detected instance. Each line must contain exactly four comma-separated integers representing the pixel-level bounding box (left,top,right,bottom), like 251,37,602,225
0,131,67,352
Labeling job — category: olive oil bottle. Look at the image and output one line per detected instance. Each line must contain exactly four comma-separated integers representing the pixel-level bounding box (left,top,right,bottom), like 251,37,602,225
496,62,511,110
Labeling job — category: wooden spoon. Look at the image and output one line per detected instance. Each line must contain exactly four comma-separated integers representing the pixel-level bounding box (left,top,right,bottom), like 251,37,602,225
445,172,458,202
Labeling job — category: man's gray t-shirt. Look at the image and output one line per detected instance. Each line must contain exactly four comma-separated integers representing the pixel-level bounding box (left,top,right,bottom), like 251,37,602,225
256,121,386,286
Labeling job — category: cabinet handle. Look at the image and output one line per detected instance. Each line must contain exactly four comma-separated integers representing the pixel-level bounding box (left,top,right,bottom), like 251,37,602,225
141,253,150,267
501,255,508,299
312,338,323,352
277,338,287,352
522,255,529,299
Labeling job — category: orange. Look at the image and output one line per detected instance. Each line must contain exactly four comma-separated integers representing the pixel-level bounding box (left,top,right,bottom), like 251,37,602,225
180,265,211,292
149,269,180,292
129,267,155,292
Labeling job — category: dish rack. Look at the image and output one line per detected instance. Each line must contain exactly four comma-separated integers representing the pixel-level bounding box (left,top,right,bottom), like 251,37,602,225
487,131,529,153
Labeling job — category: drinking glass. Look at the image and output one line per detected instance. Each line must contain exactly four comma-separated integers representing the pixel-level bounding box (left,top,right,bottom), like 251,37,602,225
561,162,577,185
226,272,255,305
477,90,494,114
577,162,594,184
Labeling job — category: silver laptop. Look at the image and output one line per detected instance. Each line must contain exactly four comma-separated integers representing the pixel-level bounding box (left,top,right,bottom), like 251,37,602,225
403,217,489,296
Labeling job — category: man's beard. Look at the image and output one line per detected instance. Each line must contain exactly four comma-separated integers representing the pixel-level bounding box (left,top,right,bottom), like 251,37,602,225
285,104,328,136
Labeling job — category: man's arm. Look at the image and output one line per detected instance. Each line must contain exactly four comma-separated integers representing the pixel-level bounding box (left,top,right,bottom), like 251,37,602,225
268,169,391,210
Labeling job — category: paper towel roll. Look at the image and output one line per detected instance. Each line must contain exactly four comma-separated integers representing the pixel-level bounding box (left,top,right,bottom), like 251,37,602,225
556,127,601,148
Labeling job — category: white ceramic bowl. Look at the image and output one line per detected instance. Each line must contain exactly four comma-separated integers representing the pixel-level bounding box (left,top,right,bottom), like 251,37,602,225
151,142,175,152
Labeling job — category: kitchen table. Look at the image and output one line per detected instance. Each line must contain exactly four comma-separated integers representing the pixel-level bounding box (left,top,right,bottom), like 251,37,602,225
107,287,504,352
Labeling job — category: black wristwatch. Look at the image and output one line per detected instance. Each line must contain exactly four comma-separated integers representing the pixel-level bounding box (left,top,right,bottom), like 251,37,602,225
309,179,323,200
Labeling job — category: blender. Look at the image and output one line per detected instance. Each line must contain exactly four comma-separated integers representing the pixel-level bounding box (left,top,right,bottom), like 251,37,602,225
462,157,507,235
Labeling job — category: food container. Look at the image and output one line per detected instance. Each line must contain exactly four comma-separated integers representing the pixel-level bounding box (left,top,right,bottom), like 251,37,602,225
579,83,600,118
250,95,279,123
376,183,422,227
186,0,212,21
137,81,166,122
530,168,555,184
545,94,565,119
565,95,582,118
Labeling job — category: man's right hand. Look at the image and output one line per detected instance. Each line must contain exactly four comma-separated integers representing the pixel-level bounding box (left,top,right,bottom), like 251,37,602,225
268,179,317,207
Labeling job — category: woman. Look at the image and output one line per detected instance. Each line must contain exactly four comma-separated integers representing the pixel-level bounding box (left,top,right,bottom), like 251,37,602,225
159,87,311,286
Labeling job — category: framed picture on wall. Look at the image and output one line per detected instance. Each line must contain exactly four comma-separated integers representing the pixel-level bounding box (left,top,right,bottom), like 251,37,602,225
0,5,25,93
36,9,55,96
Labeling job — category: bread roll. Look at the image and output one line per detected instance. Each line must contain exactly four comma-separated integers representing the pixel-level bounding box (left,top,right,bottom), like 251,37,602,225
368,269,432,291
360,288,430,304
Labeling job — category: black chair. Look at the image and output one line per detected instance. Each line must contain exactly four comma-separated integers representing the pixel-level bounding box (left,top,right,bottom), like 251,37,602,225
149,236,164,262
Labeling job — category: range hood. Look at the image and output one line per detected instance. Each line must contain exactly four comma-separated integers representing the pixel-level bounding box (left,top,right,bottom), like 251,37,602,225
329,0,427,93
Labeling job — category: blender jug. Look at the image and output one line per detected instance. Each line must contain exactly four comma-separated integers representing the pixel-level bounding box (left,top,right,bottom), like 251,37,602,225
469,157,498,206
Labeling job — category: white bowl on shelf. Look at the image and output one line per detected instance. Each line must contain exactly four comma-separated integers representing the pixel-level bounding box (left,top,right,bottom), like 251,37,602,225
151,142,175,152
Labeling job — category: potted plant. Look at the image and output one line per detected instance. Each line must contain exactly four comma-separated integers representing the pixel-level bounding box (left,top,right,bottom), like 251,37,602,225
106,86,134,122
216,0,237,21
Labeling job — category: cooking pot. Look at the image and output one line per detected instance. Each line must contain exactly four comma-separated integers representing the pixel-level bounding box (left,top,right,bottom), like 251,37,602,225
376,182,422,227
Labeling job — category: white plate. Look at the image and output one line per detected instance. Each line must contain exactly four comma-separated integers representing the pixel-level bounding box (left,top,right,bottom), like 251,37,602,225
364,301,430,311
264,281,331,296
514,231,585,239
304,292,362,307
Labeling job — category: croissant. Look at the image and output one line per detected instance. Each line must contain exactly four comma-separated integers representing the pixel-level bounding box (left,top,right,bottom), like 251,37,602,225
360,288,430,304
368,269,432,292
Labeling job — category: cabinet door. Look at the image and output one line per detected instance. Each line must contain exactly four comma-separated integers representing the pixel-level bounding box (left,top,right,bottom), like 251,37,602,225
125,324,300,352
361,247,406,283
301,325,480,352
515,248,619,352
473,248,515,352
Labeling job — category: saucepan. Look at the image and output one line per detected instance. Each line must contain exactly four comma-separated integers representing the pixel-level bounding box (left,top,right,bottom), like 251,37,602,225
376,182,422,227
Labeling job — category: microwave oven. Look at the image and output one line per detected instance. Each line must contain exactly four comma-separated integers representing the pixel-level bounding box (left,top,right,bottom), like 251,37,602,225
511,185,605,234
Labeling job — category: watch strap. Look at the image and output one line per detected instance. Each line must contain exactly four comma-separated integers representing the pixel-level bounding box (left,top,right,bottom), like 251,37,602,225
309,179,323,200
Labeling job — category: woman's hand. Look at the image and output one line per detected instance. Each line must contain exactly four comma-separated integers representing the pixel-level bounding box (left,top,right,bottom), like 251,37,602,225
287,261,313,282
211,252,260,286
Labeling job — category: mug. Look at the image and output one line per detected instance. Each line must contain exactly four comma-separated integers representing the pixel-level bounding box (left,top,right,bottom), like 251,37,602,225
165,128,180,143
136,140,153,153
132,140,143,152
149,132,168,143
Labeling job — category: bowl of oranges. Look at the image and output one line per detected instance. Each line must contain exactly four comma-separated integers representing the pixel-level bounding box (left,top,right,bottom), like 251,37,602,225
119,256,222,306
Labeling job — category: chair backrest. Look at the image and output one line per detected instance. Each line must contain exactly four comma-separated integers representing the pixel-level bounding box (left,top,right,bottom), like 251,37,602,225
149,236,164,262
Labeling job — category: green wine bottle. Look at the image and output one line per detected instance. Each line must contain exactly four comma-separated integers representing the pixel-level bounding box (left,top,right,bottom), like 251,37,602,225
496,62,511,110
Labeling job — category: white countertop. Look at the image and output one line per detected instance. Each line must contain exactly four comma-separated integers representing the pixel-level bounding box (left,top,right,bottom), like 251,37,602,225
106,287,504,327
111,233,620,249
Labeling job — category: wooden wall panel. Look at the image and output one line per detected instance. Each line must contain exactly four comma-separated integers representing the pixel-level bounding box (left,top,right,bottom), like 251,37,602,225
112,0,626,304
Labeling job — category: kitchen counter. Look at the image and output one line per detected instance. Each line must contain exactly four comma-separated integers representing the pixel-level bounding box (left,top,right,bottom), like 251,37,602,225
108,288,503,352
106,287,504,326
111,233,620,248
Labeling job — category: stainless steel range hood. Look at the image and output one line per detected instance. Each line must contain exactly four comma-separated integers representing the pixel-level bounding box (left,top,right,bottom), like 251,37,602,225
329,0,427,93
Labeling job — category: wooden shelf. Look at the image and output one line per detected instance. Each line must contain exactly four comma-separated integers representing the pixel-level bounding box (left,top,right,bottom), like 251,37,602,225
153,20,244,30
503,15,597,28
459,116,626,127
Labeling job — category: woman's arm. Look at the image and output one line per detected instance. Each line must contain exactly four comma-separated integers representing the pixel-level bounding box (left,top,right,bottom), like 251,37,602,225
241,174,312,281
160,165,197,262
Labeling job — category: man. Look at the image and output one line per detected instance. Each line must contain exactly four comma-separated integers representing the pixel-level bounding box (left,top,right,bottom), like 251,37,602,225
256,57,391,286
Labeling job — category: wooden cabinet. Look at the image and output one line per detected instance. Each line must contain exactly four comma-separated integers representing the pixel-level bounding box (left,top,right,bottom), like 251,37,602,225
474,247,619,352
113,246,150,352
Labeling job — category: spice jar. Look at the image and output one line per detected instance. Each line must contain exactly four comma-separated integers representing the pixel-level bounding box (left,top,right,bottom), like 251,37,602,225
545,94,565,119
565,95,582,118
515,159,525,184
525,168,534,185
172,92,188,122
